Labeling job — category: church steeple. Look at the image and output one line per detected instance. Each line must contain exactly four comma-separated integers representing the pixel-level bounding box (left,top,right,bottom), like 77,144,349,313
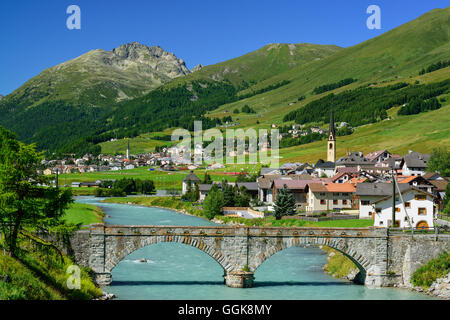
126,139,130,160
329,107,336,139
327,107,336,162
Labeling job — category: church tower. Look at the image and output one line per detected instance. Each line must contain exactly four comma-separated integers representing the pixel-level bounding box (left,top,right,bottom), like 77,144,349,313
327,108,336,162
126,139,130,160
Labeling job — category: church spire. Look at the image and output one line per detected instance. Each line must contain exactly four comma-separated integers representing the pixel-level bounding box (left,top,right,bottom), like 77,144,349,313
126,139,130,159
329,107,336,139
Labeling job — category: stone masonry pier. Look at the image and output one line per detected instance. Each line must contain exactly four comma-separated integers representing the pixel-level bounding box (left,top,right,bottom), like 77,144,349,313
68,224,450,288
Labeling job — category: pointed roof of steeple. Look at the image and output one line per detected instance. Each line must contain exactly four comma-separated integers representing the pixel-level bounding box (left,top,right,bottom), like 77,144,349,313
329,107,336,138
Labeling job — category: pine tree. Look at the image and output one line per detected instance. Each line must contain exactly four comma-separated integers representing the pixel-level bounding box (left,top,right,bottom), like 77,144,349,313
274,185,296,220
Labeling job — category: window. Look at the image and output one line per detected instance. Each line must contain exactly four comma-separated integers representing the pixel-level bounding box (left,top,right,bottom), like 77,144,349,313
319,192,326,196
320,199,326,205
333,200,338,205
361,200,370,205
342,193,349,196
380,221,384,225
375,208,381,213
395,207,401,212
418,207,427,215
342,200,348,205
405,201,410,208
415,194,426,201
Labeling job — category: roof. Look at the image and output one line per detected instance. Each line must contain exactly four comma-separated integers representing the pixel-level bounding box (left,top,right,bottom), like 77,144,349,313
365,150,389,162
373,187,436,204
260,168,281,175
236,182,258,191
336,152,372,166
403,152,430,169
315,160,335,169
331,172,348,182
356,182,410,196
183,171,200,182
257,175,281,189
308,182,355,193
423,172,441,180
274,179,316,190
198,184,213,192
429,180,448,192
336,166,359,174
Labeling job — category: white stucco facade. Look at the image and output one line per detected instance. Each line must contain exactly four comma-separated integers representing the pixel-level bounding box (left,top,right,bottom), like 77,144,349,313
373,190,435,228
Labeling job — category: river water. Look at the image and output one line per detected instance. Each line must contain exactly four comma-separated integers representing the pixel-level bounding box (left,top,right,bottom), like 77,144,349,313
75,197,433,300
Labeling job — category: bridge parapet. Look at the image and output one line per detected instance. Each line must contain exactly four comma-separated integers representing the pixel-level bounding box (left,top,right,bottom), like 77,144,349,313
75,224,447,288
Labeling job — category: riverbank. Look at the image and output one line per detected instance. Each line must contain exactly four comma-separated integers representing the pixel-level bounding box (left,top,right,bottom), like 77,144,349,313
0,237,102,300
101,196,204,218
63,202,105,226
410,252,449,299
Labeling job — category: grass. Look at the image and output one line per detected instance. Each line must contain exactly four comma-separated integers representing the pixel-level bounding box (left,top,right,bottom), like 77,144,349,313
63,203,105,226
411,251,449,289
99,133,174,154
322,247,359,279
0,239,102,300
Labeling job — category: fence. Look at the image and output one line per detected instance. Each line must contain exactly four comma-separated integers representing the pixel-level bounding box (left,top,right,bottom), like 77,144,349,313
388,226,450,239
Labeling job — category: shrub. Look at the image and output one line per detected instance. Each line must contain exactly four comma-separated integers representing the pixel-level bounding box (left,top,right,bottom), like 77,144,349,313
411,252,449,288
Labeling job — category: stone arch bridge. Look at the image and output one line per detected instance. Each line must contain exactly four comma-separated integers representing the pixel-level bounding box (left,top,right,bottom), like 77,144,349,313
69,224,450,288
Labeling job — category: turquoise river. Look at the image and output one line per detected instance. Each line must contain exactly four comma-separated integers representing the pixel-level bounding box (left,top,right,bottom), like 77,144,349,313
75,197,434,300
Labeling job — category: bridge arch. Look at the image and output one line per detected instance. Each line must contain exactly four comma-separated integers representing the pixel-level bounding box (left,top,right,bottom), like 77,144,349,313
104,235,233,274
248,236,370,282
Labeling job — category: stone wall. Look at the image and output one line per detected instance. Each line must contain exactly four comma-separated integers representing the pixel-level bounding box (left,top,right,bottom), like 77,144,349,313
387,234,450,287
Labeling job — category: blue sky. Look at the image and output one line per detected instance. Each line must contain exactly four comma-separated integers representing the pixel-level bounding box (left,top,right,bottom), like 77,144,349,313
0,0,448,95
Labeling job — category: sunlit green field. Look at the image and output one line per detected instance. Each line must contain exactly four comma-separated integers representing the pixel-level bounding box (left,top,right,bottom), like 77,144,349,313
58,164,263,189
62,202,104,225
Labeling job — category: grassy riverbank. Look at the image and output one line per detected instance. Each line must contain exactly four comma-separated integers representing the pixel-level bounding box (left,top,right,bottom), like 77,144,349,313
63,203,105,226
0,240,102,300
322,247,358,280
411,252,449,289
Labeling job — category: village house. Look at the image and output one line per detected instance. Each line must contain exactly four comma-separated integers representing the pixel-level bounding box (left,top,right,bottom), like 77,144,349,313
257,175,281,204
400,151,430,176
313,160,335,178
182,171,200,195
305,183,356,213
372,187,436,228
271,179,315,210
365,150,391,164
356,183,410,219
